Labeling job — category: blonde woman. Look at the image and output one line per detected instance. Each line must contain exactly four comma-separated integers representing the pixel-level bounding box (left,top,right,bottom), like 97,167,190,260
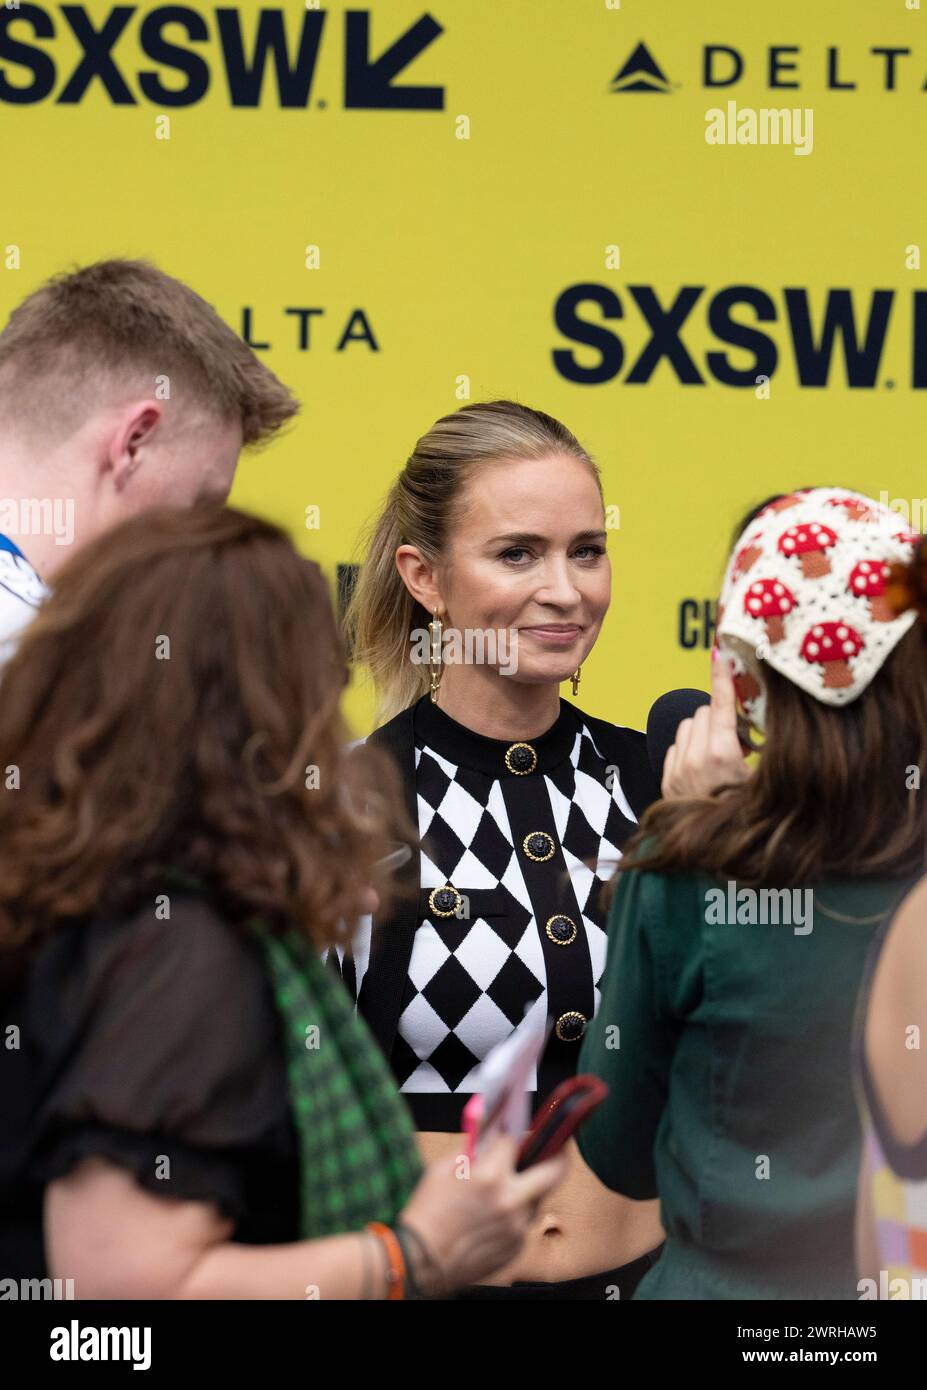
340,400,665,1299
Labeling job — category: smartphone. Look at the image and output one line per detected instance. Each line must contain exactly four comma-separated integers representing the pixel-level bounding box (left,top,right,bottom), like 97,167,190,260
515,1074,608,1171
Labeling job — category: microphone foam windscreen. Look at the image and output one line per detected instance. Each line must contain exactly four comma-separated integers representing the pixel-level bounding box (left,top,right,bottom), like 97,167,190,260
646,688,711,783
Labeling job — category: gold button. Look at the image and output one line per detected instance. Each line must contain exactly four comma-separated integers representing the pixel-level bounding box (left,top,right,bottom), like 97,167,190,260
546,914,577,946
523,831,555,862
555,1011,587,1042
504,742,537,775
428,885,462,918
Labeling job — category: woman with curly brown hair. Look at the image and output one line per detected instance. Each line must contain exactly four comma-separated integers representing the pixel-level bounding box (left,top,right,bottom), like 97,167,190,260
0,503,564,1299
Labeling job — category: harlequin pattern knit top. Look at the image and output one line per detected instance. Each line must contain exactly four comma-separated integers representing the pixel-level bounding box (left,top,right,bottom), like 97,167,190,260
335,694,660,1131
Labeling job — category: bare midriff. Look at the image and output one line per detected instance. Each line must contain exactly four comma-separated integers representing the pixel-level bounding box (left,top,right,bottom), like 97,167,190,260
416,1130,664,1286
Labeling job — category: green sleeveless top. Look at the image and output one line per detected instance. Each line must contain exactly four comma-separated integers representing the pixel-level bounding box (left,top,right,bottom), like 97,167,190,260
578,866,918,1299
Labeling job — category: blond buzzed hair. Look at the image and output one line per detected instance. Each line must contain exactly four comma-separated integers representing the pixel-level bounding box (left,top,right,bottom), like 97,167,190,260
0,259,299,446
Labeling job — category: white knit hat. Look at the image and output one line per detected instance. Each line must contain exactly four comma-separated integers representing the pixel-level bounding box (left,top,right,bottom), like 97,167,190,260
717,488,920,732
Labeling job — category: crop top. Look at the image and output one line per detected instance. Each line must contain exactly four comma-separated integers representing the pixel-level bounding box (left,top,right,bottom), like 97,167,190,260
335,694,660,1130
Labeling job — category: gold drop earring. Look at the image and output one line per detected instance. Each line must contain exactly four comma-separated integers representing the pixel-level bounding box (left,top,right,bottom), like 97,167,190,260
570,665,582,696
429,607,444,702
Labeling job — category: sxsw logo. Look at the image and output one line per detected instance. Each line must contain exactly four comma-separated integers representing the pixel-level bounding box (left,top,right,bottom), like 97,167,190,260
0,6,444,108
610,39,927,92
552,284,927,390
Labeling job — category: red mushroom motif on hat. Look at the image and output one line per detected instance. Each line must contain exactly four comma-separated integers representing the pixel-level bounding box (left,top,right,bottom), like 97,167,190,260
800,622,864,690
744,577,796,644
757,493,805,520
894,529,921,549
778,522,838,579
848,559,894,622
827,496,877,523
733,667,763,710
732,532,764,579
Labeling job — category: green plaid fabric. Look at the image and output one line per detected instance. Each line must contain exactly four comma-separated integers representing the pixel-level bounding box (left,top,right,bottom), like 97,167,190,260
252,923,423,1239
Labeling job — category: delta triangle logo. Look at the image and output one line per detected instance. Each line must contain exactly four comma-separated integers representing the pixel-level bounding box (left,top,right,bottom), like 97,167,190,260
609,41,673,93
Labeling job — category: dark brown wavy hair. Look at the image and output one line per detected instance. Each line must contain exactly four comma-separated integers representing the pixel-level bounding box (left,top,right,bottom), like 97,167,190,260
0,504,414,959
620,543,927,889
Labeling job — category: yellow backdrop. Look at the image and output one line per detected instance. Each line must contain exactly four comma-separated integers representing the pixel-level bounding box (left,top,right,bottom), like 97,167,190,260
3,0,925,734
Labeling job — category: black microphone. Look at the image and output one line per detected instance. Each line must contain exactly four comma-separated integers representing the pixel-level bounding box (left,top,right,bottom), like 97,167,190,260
646,688,711,784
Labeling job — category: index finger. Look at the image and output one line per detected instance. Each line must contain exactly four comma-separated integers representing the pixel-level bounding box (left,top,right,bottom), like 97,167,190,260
709,647,738,732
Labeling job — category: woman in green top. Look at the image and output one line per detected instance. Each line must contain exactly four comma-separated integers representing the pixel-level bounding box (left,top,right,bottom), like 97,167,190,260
578,487,927,1300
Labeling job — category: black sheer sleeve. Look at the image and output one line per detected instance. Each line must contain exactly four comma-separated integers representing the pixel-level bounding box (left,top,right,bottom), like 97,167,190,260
21,895,294,1223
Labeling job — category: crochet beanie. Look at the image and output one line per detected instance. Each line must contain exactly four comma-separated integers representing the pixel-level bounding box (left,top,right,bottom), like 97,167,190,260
717,488,920,732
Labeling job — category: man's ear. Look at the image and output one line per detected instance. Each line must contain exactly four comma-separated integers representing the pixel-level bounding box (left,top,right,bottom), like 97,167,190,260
107,402,162,489
395,544,444,615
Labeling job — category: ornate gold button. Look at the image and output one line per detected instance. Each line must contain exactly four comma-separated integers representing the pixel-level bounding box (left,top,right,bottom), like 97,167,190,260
428,885,462,918
555,1010,587,1042
545,914,577,946
523,831,555,862
504,742,537,775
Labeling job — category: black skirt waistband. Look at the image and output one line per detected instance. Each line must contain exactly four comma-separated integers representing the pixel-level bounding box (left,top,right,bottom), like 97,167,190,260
451,1245,664,1301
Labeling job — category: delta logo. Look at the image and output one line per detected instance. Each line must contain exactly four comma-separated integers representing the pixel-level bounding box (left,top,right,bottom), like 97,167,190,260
609,42,673,94
0,6,444,108
610,40,927,93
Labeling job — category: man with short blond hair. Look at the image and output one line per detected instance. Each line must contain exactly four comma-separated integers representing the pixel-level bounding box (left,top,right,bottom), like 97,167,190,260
0,258,298,654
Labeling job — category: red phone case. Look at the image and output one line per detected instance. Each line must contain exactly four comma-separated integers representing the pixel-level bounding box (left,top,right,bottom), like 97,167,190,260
516,1074,608,1170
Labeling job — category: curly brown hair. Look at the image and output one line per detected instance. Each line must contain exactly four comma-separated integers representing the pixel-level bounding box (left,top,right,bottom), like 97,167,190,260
0,504,414,958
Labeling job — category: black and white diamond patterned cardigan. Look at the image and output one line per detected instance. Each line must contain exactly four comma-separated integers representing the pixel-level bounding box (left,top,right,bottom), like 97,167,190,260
336,694,661,1131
